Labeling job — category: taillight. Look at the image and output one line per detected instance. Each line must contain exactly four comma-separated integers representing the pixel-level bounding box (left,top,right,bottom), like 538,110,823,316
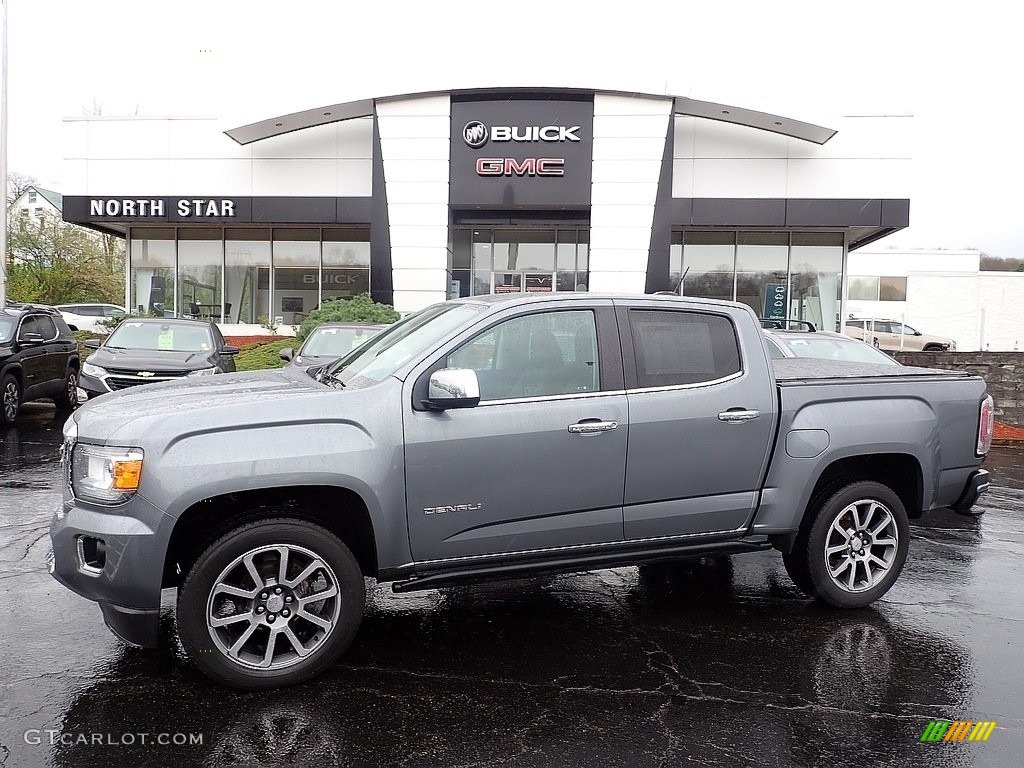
977,395,994,455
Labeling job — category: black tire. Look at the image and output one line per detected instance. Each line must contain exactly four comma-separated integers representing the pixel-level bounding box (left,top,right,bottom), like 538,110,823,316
54,367,79,411
177,517,365,690
787,481,910,608
922,344,942,352
1,374,22,426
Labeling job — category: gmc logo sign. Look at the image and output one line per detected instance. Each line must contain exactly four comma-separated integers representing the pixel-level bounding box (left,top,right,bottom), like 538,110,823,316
476,158,565,177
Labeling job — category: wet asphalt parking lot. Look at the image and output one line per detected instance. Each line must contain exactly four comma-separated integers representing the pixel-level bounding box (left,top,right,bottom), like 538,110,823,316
1,402,1022,768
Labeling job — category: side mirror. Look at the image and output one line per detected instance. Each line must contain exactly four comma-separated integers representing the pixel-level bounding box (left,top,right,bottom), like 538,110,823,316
84,339,102,349
279,347,293,362
19,332,46,346
914,331,922,336
425,368,480,410
220,345,239,356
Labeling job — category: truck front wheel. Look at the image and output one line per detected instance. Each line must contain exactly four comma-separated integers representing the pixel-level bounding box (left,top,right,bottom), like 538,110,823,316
784,481,910,608
177,518,365,689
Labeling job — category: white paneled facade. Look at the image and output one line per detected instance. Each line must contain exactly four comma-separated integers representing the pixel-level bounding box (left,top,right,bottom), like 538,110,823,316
375,95,451,314
588,95,672,294
844,249,1024,351
62,88,911,321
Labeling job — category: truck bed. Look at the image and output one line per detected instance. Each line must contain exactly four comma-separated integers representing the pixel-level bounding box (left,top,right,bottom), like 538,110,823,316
772,358,975,383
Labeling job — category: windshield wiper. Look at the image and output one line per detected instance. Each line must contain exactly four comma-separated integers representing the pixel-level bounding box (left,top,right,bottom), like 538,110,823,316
315,367,346,389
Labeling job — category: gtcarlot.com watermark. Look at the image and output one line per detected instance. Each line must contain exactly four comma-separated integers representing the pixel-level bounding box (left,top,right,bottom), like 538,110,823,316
24,729,203,747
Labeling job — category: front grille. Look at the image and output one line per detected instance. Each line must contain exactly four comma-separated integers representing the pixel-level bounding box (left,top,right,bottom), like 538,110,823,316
106,375,184,390
105,367,192,377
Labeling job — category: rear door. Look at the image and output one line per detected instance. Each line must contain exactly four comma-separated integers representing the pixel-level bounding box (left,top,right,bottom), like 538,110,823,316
403,302,627,561
31,315,64,385
618,301,777,539
15,316,47,396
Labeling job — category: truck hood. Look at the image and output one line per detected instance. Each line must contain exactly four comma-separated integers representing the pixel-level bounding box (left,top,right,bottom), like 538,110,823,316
73,367,329,441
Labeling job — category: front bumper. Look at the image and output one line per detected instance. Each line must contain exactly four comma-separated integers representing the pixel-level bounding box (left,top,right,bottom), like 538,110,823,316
952,469,990,516
77,370,111,398
49,495,169,648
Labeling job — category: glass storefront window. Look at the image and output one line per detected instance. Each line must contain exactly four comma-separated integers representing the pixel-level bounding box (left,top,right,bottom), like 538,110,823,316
178,228,223,321
461,227,587,295
323,227,371,304
879,276,908,301
129,228,175,317
790,233,843,332
226,229,271,325
735,232,789,318
679,231,735,300
273,228,320,325
472,230,492,296
451,229,472,298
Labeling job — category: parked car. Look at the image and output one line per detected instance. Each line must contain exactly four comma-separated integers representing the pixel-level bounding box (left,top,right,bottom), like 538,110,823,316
51,294,992,689
844,319,955,352
1,302,80,424
279,323,387,368
764,329,900,366
55,303,127,334
78,318,238,400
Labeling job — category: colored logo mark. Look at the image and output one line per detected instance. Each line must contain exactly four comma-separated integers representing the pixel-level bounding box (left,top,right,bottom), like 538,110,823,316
920,720,997,742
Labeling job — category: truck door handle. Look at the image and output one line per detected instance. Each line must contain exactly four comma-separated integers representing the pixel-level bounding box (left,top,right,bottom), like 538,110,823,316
718,409,760,423
568,420,619,435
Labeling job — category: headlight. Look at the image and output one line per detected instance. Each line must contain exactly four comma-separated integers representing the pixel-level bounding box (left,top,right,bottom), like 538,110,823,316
71,444,144,504
82,362,106,377
187,367,218,377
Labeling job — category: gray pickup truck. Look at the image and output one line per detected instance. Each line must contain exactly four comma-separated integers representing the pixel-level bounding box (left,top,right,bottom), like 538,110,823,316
50,293,993,689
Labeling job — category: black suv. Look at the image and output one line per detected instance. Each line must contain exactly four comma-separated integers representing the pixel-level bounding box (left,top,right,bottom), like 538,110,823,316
1,302,80,425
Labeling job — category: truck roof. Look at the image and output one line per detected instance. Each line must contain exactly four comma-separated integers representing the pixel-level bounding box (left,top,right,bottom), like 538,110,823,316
452,292,750,311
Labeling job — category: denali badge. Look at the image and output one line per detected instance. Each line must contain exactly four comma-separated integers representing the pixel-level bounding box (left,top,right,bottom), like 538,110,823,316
424,503,483,515
463,121,488,148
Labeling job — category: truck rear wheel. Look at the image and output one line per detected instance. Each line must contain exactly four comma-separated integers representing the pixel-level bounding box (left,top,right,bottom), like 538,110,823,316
177,517,365,689
785,481,910,608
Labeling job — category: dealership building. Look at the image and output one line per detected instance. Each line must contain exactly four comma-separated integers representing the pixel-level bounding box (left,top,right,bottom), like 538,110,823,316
61,87,911,330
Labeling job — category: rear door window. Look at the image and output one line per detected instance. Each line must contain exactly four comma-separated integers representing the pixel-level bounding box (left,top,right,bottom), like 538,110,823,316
33,316,58,340
628,310,741,388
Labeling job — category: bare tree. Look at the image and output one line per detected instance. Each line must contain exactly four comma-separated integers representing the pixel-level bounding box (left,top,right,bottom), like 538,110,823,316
6,171,37,207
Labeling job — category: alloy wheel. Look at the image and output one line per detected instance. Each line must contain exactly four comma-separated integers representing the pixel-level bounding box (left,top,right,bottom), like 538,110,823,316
824,499,899,593
206,544,342,670
2,380,19,422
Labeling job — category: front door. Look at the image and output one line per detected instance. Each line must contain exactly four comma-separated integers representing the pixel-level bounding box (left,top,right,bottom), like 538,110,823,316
619,304,777,540
404,305,627,562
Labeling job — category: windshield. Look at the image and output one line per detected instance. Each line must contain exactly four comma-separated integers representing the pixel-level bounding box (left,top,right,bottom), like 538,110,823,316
299,326,383,358
105,321,215,352
0,317,14,343
779,336,899,365
323,303,484,389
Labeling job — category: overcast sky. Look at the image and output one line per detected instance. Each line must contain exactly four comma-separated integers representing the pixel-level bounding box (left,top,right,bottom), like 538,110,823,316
6,0,1021,257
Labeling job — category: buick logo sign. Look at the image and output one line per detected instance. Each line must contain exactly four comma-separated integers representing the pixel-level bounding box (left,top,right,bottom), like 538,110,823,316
463,121,488,148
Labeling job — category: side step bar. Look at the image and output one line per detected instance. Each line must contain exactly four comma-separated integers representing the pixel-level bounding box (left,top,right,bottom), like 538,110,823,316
391,537,771,593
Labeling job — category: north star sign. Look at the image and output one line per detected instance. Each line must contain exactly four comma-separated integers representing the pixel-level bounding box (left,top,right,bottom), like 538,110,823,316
87,198,238,217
